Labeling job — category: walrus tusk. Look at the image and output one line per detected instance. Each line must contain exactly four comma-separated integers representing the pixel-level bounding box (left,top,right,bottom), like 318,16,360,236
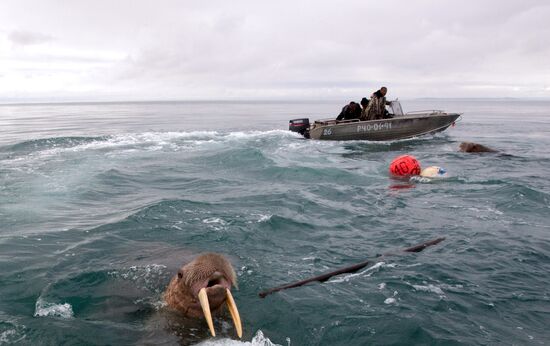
198,288,215,337
226,288,243,338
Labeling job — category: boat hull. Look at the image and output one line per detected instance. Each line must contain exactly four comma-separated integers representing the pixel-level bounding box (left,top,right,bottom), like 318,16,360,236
308,113,460,141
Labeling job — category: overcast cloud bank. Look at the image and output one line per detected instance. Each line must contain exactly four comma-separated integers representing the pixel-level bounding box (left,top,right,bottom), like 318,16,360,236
1,0,549,102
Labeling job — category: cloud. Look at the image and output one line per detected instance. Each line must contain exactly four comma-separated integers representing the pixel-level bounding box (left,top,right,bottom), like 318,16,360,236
8,30,53,46
0,0,549,101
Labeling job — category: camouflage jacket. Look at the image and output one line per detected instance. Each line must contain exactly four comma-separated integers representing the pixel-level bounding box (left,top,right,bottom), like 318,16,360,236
364,93,387,120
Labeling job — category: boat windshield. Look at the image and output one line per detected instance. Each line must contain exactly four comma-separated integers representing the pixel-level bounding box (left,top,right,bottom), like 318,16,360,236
389,100,404,116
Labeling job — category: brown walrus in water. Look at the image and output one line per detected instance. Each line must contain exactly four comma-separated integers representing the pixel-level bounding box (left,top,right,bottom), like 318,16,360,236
459,141,497,153
163,253,242,338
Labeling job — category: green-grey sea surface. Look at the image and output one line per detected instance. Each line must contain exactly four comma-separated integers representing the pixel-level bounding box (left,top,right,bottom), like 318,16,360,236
0,100,549,345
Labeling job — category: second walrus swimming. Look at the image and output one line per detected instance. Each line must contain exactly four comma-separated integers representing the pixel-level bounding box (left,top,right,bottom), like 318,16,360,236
459,141,497,153
163,253,242,338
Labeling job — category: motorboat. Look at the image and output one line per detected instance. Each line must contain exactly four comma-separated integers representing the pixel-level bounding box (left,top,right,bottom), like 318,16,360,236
288,100,461,141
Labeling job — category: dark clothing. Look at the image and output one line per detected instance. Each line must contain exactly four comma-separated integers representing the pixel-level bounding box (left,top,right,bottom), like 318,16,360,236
336,103,361,121
360,107,368,120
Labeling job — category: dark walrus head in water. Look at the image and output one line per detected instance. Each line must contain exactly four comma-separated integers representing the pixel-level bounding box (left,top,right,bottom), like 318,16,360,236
459,142,497,153
163,253,242,338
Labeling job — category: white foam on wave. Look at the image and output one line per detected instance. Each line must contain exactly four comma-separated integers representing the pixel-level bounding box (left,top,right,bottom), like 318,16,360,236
0,329,23,344
196,330,286,346
486,207,504,215
7,129,297,164
202,217,227,225
249,213,272,223
33,298,74,319
225,129,296,140
258,215,272,222
448,205,505,221
202,217,228,231
133,297,167,311
0,317,27,344
108,264,167,293
50,131,220,153
409,176,433,183
0,329,16,344
412,284,445,297
384,297,397,304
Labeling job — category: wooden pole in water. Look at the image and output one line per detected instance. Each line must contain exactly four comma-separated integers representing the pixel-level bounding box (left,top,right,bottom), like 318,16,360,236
258,237,445,298
403,237,445,253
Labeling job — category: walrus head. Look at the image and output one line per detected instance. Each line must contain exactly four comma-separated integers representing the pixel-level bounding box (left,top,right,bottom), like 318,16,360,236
459,141,497,153
164,253,242,338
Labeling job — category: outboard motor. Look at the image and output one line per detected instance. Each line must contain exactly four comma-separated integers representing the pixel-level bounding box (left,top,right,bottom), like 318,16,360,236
288,118,310,138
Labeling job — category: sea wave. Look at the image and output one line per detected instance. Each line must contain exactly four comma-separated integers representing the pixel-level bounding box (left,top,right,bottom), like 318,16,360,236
196,330,286,346
0,130,304,168
2,135,107,153
0,317,26,345
2,130,298,153
33,298,74,319
107,264,168,293
2,100,550,345
411,283,446,297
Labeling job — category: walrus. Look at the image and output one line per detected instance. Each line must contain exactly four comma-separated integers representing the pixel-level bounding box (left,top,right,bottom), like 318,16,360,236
163,253,242,338
459,141,497,153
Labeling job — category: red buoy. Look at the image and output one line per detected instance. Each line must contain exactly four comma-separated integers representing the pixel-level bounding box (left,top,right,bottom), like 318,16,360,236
389,155,421,177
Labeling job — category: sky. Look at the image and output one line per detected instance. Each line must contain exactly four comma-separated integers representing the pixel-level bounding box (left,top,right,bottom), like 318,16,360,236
0,0,549,102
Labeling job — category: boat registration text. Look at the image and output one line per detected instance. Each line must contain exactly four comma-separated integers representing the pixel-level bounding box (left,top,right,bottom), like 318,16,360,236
357,122,392,132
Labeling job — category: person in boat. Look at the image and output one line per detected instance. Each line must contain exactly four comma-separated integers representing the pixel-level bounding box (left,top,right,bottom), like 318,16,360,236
336,101,361,121
360,97,369,120
364,87,391,120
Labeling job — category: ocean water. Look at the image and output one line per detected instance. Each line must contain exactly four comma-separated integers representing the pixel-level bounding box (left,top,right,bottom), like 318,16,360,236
0,99,549,345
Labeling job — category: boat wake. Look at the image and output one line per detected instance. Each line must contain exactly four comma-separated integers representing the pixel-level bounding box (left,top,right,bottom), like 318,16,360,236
1,130,300,158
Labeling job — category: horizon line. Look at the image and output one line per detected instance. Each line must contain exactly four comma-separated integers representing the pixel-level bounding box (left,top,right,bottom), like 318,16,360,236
2,96,550,106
